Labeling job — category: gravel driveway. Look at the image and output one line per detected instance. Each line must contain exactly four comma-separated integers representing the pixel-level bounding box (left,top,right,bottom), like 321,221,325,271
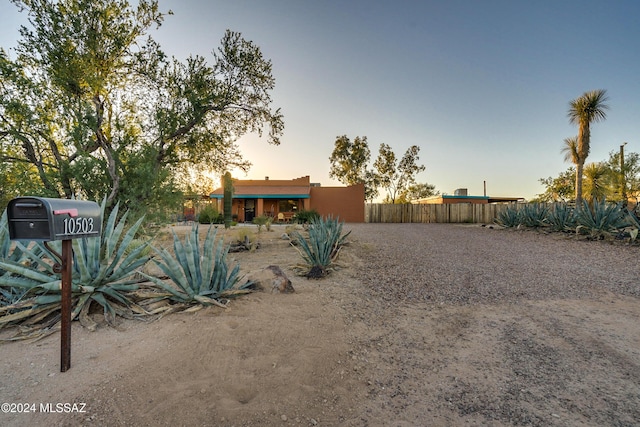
342,223,640,426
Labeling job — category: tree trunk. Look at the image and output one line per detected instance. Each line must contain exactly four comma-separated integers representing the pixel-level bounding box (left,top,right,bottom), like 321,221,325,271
575,161,584,211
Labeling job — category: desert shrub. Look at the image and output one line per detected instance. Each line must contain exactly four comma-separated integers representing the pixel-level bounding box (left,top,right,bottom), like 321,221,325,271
198,205,219,224
252,215,273,232
292,216,351,278
236,228,256,245
142,225,251,306
294,209,320,224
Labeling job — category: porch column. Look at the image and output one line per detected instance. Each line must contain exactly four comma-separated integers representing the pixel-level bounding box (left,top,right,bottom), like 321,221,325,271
256,198,264,217
302,198,311,210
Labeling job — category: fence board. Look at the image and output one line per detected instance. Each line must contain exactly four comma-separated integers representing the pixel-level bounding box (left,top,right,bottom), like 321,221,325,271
365,203,513,224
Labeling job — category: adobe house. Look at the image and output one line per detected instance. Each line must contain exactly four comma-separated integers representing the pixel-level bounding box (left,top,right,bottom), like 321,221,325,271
209,176,365,222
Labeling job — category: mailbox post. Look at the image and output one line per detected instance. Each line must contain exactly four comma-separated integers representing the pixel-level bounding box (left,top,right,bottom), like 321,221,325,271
7,197,101,372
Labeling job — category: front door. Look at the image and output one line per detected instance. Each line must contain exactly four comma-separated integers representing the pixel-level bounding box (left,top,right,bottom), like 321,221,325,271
244,199,255,222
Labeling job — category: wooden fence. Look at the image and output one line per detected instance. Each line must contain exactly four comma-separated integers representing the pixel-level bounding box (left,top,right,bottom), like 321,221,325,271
365,203,513,224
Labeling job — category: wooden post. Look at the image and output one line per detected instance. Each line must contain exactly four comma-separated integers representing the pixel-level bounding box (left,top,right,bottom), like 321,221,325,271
60,239,72,372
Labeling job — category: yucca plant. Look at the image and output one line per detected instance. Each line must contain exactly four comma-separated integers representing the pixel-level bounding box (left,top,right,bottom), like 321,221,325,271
0,200,152,327
575,199,629,238
141,224,251,307
495,205,521,228
547,202,576,232
292,216,351,278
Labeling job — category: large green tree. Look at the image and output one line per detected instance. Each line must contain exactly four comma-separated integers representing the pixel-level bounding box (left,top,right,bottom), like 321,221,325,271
328,135,379,201
567,89,609,209
0,0,283,216
373,143,425,204
534,167,576,202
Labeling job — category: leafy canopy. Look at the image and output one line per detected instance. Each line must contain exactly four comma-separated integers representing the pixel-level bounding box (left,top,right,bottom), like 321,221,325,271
328,135,379,202
0,0,283,215
374,143,426,204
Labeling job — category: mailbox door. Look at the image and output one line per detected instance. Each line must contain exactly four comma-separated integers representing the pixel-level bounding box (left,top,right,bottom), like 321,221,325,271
8,198,54,241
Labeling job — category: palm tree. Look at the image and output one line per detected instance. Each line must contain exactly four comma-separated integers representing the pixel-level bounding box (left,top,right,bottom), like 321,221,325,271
567,89,609,209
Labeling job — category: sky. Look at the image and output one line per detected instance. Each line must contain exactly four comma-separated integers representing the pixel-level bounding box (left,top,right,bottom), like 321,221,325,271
1,0,639,201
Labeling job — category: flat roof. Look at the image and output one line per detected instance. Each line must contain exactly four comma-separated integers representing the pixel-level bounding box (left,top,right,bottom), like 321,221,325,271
210,194,310,199
441,195,489,200
210,184,310,199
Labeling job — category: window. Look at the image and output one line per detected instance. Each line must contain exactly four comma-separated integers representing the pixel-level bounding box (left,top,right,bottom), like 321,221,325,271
278,199,298,212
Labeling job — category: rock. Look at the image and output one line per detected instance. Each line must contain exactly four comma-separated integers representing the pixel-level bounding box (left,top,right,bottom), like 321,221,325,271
246,265,295,293
280,233,290,240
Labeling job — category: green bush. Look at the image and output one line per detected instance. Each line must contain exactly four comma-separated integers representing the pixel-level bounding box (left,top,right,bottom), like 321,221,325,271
198,205,219,224
252,215,273,232
294,209,320,224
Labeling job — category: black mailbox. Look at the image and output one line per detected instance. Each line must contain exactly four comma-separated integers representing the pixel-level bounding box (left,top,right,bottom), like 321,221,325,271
7,197,101,241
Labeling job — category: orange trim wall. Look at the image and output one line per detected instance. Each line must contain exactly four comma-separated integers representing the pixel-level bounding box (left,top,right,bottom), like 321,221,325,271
310,184,365,222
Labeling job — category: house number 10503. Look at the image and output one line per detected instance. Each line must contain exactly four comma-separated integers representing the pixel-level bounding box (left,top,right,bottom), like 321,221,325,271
62,217,95,235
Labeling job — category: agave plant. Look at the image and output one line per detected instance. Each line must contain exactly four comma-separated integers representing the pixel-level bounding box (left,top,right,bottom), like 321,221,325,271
495,205,521,228
141,224,250,306
519,203,549,228
0,200,152,327
292,215,351,278
575,199,629,238
547,202,576,232
623,206,640,242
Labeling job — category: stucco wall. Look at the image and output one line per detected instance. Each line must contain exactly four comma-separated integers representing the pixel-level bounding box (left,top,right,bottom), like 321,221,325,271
309,184,365,222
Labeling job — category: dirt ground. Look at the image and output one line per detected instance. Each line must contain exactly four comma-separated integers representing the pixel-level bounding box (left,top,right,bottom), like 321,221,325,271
1,223,639,426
